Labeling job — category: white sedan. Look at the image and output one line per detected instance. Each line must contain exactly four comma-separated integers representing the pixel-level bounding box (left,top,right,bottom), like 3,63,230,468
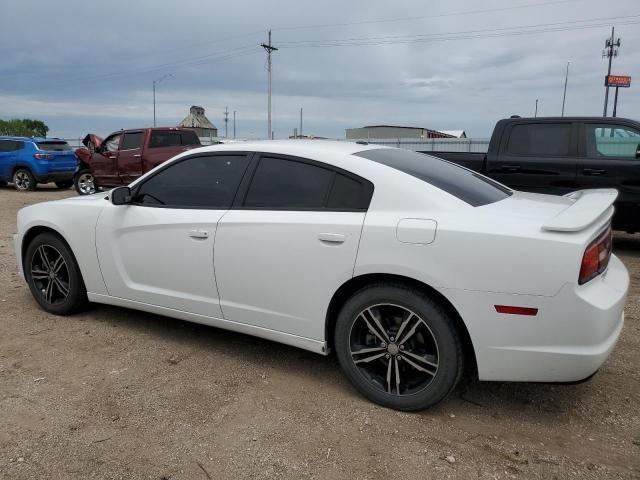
14,141,628,410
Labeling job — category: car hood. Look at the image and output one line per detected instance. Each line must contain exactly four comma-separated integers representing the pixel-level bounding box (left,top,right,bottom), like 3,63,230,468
82,133,103,148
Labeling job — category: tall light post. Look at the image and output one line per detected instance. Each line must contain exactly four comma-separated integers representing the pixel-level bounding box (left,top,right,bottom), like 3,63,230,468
534,99,539,117
153,73,173,127
561,61,570,117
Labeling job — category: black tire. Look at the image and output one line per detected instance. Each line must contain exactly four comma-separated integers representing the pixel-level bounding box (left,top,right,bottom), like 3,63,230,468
74,169,96,195
335,283,463,411
0,180,7,187
55,180,73,189
24,232,88,315
13,168,36,191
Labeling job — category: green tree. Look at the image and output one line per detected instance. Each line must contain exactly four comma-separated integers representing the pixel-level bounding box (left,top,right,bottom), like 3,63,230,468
0,118,49,137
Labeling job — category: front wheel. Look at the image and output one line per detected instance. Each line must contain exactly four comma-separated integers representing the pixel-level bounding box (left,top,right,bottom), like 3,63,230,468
24,232,88,315
13,168,36,191
335,284,463,411
74,170,95,195
55,180,73,189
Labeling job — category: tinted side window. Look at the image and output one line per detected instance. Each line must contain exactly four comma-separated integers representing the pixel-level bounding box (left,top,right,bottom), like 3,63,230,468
149,132,181,148
121,132,144,150
327,173,373,210
356,148,511,207
180,130,201,146
244,157,334,209
506,124,572,156
135,155,250,208
586,124,640,158
0,140,22,152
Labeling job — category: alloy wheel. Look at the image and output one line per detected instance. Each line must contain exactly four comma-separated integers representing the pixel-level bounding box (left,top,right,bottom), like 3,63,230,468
77,173,95,194
14,171,31,190
349,303,439,396
30,244,71,305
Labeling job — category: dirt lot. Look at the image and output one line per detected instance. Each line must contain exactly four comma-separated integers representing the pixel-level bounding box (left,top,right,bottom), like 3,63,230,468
0,186,638,480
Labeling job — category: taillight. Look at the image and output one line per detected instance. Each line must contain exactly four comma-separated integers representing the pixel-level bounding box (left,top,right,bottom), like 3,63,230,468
579,226,612,285
34,154,55,160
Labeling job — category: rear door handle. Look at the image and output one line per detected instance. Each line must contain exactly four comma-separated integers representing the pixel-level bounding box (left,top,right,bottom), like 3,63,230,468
133,154,141,158
318,233,345,244
583,168,606,176
188,230,209,239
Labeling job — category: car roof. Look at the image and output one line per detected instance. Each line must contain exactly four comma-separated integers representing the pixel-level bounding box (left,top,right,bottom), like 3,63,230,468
190,139,389,157
0,136,67,142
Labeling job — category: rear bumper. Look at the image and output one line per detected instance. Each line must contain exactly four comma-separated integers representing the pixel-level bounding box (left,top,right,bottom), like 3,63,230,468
442,254,629,382
33,171,76,183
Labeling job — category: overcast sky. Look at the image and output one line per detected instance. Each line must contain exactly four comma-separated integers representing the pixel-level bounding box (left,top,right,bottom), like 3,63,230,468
1,0,638,139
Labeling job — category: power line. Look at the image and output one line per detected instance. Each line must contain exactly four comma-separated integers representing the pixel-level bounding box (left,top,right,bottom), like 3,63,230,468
272,0,584,32
277,14,640,48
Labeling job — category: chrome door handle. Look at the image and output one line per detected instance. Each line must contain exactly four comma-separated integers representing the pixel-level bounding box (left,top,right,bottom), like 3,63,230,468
188,230,209,239
318,233,345,243
133,154,141,158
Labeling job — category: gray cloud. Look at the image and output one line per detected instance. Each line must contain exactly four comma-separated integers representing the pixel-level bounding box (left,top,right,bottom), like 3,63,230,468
0,0,638,139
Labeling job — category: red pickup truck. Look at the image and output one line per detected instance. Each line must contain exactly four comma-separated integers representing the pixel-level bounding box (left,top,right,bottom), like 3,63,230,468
74,127,202,195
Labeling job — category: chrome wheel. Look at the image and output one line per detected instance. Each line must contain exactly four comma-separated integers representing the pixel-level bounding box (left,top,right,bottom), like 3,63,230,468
349,303,439,396
30,245,70,305
14,170,32,191
77,172,95,195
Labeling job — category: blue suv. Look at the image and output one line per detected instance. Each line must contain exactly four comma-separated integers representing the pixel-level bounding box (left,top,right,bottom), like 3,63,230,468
0,137,79,191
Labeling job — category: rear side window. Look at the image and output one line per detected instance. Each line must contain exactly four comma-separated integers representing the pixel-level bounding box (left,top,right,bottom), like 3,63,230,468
0,140,23,152
36,141,72,151
244,157,334,208
149,131,202,148
243,156,373,210
121,132,144,150
506,123,572,156
134,154,250,208
356,148,511,207
585,124,640,158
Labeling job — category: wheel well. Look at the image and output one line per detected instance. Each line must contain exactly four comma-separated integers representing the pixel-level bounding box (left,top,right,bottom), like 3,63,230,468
12,165,33,176
21,226,69,265
325,273,478,378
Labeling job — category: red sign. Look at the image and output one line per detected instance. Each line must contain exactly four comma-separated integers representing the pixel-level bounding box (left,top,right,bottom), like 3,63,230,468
605,75,631,87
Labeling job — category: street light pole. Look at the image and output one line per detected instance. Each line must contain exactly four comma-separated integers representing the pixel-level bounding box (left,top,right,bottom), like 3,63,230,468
561,61,570,117
233,110,236,139
535,99,539,117
152,73,173,127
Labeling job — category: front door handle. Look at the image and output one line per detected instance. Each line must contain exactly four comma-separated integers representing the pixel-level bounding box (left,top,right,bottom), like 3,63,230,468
583,168,606,176
318,233,345,244
133,154,141,158
188,230,209,239
500,165,521,172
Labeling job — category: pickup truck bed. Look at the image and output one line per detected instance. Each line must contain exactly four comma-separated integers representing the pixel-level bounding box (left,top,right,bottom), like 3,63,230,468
426,117,640,232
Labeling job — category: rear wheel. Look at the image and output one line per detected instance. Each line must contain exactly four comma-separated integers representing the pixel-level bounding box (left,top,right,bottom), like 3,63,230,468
13,168,36,191
55,180,73,189
74,170,95,195
335,284,463,411
24,232,88,315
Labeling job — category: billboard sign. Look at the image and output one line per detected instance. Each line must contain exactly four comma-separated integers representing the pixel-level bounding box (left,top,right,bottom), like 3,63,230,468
605,75,631,87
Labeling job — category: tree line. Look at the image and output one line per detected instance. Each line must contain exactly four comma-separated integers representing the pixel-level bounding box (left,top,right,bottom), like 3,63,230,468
0,118,50,137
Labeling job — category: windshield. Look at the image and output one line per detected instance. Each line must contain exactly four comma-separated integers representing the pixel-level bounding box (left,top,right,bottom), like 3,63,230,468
355,148,511,207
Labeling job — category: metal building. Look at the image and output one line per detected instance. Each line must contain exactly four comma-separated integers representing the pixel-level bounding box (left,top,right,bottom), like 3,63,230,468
177,106,218,138
345,125,455,140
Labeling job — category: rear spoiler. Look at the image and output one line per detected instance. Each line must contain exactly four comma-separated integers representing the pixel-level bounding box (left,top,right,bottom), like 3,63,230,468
541,189,617,233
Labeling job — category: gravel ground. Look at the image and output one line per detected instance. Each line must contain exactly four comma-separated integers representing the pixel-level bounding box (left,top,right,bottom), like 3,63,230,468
1,185,639,480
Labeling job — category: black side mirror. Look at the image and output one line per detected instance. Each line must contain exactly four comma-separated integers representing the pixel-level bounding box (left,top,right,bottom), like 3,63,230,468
111,186,133,205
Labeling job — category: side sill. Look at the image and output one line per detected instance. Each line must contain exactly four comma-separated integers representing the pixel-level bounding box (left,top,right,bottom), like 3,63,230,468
87,293,328,355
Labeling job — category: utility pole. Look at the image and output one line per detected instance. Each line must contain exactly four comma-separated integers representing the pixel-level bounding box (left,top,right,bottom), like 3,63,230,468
561,61,570,117
299,108,303,138
534,99,539,117
233,110,236,139
612,87,620,117
152,73,173,127
224,106,229,138
602,26,621,117
261,30,278,139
